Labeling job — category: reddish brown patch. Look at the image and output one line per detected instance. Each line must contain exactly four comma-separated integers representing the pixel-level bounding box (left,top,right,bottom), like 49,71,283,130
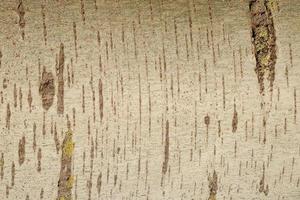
18,136,25,166
39,69,55,111
232,102,238,133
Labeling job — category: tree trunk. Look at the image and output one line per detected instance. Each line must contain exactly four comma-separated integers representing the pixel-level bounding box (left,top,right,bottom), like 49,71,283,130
0,0,299,199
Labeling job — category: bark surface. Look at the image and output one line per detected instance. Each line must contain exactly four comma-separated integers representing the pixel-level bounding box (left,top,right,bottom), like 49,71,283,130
0,0,299,199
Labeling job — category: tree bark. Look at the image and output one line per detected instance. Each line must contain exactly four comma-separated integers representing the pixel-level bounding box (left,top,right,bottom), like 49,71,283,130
0,0,299,199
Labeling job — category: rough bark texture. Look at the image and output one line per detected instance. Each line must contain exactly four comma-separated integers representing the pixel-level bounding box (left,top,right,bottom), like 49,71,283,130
0,0,300,199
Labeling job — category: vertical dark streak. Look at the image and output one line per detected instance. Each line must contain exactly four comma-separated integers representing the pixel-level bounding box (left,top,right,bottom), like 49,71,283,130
6,103,11,130
13,83,17,108
56,43,64,115
17,0,25,40
82,85,85,113
232,100,238,133
41,5,47,45
18,136,25,165
174,19,179,58
222,75,225,110
80,0,86,24
289,43,293,68
162,120,169,175
27,82,32,113
73,22,78,61
208,170,217,200
99,79,103,122
294,88,297,124
0,153,4,180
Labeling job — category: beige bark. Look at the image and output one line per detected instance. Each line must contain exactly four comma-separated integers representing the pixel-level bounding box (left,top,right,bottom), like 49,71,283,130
0,0,299,199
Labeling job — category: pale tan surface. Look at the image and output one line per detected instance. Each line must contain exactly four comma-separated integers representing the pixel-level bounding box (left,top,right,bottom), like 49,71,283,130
0,0,300,199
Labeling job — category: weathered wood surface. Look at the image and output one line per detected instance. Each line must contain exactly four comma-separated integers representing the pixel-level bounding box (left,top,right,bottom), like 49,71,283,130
0,0,299,199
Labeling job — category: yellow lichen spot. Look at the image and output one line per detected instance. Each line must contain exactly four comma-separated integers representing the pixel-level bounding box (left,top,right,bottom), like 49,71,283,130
258,27,269,39
255,42,265,52
63,130,74,158
208,194,216,200
66,129,73,137
66,175,74,189
63,139,74,158
267,0,279,12
260,54,271,67
59,196,71,200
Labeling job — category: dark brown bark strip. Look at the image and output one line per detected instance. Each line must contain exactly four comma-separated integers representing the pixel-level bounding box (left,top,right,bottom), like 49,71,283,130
73,23,78,61
208,170,217,200
6,103,11,130
41,5,47,45
162,120,169,175
18,136,25,166
27,82,32,113
0,50,2,68
13,83,17,108
249,0,277,94
0,153,4,180
56,43,64,115
37,148,42,172
39,68,55,111
99,79,103,122
17,0,25,40
232,100,238,133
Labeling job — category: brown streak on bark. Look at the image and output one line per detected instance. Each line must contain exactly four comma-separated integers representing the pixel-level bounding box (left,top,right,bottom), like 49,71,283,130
6,103,11,130
13,83,17,108
18,136,25,166
56,43,64,115
11,162,15,187
0,153,4,180
39,69,55,111
17,0,25,40
99,79,103,122
0,50,2,68
41,5,47,45
80,0,86,24
73,22,78,61
28,82,32,112
208,170,217,200
37,148,42,172
232,100,238,133
33,123,36,152
162,120,169,175
19,87,22,110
